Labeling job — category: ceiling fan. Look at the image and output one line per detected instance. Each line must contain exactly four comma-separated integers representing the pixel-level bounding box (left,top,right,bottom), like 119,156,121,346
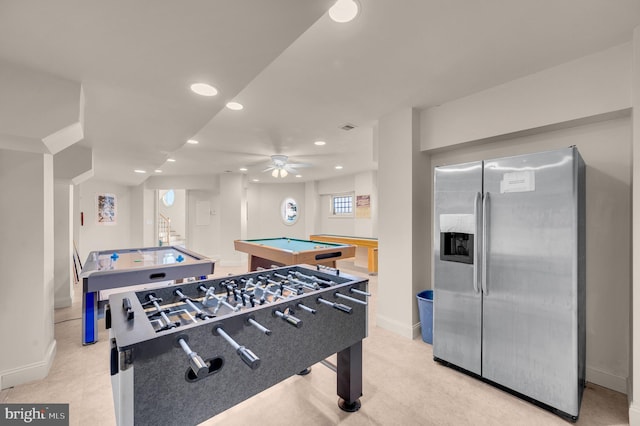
263,155,309,178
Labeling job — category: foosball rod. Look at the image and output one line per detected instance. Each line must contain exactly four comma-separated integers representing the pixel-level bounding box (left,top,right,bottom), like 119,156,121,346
317,296,353,314
174,288,214,320
177,337,208,378
273,309,303,328
296,303,316,314
334,292,368,306
273,272,319,290
289,269,334,285
247,317,272,335
349,288,371,297
199,285,239,313
145,294,180,330
214,327,261,370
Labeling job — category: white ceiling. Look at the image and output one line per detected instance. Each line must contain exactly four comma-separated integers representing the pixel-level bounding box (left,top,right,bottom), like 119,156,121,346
1,0,639,185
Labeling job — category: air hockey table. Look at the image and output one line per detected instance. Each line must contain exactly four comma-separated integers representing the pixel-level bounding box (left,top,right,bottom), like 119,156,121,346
81,246,215,345
234,237,356,271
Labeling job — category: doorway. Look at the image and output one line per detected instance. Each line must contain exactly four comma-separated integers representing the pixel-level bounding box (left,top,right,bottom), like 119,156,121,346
157,189,186,247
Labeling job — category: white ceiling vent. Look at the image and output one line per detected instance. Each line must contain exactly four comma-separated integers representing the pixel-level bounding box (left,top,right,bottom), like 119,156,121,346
340,123,357,131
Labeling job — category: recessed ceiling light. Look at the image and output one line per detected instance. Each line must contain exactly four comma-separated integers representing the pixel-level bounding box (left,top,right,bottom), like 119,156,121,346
154,169,163,173
252,179,260,182
134,169,146,174
190,83,218,96
167,158,176,162
239,167,248,172
226,101,244,110
296,174,302,178
314,140,326,146
335,165,343,170
187,139,199,145
329,0,359,23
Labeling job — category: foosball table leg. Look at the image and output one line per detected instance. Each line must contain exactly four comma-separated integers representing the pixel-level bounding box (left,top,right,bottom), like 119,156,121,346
336,340,363,412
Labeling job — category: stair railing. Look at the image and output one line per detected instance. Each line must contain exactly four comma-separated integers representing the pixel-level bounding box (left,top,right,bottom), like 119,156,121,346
159,213,171,246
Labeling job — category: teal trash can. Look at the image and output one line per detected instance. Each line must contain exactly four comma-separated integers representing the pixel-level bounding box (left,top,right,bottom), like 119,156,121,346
416,290,434,344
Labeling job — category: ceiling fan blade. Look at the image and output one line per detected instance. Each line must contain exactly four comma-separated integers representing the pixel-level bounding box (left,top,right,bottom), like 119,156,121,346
287,162,310,168
262,166,275,172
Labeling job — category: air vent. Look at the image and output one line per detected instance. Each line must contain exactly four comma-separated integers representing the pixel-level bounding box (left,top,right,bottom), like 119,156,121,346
340,123,356,131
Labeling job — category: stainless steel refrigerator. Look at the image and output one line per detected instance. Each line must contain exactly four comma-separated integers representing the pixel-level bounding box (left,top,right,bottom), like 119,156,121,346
433,146,585,420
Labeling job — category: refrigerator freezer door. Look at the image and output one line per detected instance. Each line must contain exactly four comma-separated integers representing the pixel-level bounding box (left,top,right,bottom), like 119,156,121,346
482,147,581,416
433,161,483,375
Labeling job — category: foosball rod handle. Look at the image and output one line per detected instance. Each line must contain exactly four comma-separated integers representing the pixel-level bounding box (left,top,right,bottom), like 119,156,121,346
178,338,208,378
273,309,303,328
317,297,353,314
215,327,261,370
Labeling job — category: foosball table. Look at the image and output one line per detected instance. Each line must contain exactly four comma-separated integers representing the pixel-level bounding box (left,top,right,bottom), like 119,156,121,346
107,264,369,426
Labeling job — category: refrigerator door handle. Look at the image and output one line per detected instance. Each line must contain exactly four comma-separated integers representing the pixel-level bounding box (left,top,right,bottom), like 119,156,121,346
482,192,489,295
473,191,481,293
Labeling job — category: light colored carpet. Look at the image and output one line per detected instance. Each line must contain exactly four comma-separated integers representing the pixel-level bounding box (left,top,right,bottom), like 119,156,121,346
0,262,628,425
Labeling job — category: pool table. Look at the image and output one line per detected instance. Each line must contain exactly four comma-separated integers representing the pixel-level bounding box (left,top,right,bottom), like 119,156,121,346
309,234,378,273
80,245,215,345
234,237,356,271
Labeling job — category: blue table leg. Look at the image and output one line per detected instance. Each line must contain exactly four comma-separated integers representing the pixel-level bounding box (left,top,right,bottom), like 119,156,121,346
82,290,98,345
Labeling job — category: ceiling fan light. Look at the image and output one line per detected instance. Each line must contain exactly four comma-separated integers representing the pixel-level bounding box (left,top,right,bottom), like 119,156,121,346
280,169,288,178
272,169,279,178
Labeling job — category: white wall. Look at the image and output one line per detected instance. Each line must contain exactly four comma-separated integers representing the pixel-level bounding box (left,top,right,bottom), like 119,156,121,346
628,25,640,426
377,108,428,339
0,150,56,389
421,42,632,150
429,115,632,394
219,174,245,266
247,182,306,239
77,179,132,260
53,182,73,308
130,183,155,248
187,190,220,259
317,172,378,238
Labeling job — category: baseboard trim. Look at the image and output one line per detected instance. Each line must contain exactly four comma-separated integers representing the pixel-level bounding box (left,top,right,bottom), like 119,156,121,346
376,314,414,339
586,365,627,394
0,340,56,390
629,401,640,426
412,322,422,339
54,296,73,309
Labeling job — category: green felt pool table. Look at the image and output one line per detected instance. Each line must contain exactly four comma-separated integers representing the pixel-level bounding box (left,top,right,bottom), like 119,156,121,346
234,237,356,271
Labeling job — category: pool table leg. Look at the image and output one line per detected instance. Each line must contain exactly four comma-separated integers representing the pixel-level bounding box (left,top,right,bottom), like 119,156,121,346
248,255,283,271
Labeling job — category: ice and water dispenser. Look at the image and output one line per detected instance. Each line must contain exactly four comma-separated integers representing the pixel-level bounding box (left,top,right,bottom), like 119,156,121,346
440,232,473,264
439,214,475,264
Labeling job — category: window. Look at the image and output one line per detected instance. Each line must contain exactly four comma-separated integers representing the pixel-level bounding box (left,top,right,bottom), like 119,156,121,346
162,189,175,207
331,194,353,216
281,197,299,225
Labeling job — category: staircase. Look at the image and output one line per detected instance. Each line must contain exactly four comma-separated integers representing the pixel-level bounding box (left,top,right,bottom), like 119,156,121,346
158,214,185,247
